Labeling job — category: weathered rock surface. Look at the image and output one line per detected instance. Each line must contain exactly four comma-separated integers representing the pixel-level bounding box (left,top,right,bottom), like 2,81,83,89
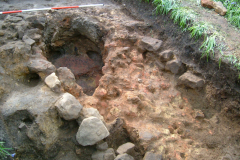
72,17,104,43
28,58,56,79
143,152,163,160
76,117,109,146
165,59,184,74
114,153,134,160
116,142,135,155
213,1,227,16
201,0,214,9
92,148,116,160
139,36,162,52
4,15,22,23
77,107,104,124
55,92,83,120
1,84,62,158
0,41,30,79
159,50,174,62
44,72,61,93
178,72,204,89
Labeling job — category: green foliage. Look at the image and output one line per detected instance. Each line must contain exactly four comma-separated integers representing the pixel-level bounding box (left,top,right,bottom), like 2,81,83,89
188,22,213,40
200,34,216,60
217,0,240,29
0,142,11,158
200,32,224,60
170,7,196,30
153,0,177,15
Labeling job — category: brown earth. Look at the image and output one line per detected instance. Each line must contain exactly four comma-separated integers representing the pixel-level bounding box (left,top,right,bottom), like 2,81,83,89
0,0,240,160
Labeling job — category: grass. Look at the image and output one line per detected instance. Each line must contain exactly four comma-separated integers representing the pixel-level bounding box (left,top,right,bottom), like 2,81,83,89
0,141,11,159
153,0,177,15
200,32,224,61
170,7,196,30
188,22,212,40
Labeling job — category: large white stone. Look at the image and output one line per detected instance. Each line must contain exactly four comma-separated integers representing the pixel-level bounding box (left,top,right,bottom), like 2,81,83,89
55,93,83,120
76,117,109,146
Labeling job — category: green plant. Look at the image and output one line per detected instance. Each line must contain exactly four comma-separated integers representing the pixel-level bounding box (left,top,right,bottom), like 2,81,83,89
200,32,224,60
0,142,11,158
188,22,213,40
217,0,240,29
170,7,196,30
153,0,177,15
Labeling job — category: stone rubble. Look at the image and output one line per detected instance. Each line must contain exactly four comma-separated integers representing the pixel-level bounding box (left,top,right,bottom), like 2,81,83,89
92,148,116,160
114,153,134,160
77,107,104,125
116,142,135,156
44,72,61,93
178,71,204,89
96,141,109,151
201,0,214,9
55,92,83,120
27,58,56,79
76,116,109,146
143,152,163,160
213,1,227,16
165,59,184,74
138,36,163,53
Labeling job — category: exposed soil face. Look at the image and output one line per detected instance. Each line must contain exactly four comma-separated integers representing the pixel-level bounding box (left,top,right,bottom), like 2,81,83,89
0,0,240,160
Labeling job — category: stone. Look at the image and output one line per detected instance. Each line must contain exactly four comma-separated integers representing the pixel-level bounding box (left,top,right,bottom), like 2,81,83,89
0,30,5,36
178,72,204,89
155,61,165,71
116,142,135,156
28,59,56,79
194,109,205,119
76,117,109,146
72,17,104,43
55,92,83,120
56,67,84,97
213,1,227,16
201,0,214,9
92,148,116,160
44,73,61,93
165,59,184,74
97,142,108,151
56,67,75,83
77,107,104,125
22,35,35,46
4,15,22,23
159,50,174,62
139,36,162,52
139,131,154,141
18,122,27,131
31,34,42,42
114,153,134,160
25,15,46,30
143,152,163,160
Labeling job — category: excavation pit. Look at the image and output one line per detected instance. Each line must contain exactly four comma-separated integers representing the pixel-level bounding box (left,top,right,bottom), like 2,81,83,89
47,37,104,96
